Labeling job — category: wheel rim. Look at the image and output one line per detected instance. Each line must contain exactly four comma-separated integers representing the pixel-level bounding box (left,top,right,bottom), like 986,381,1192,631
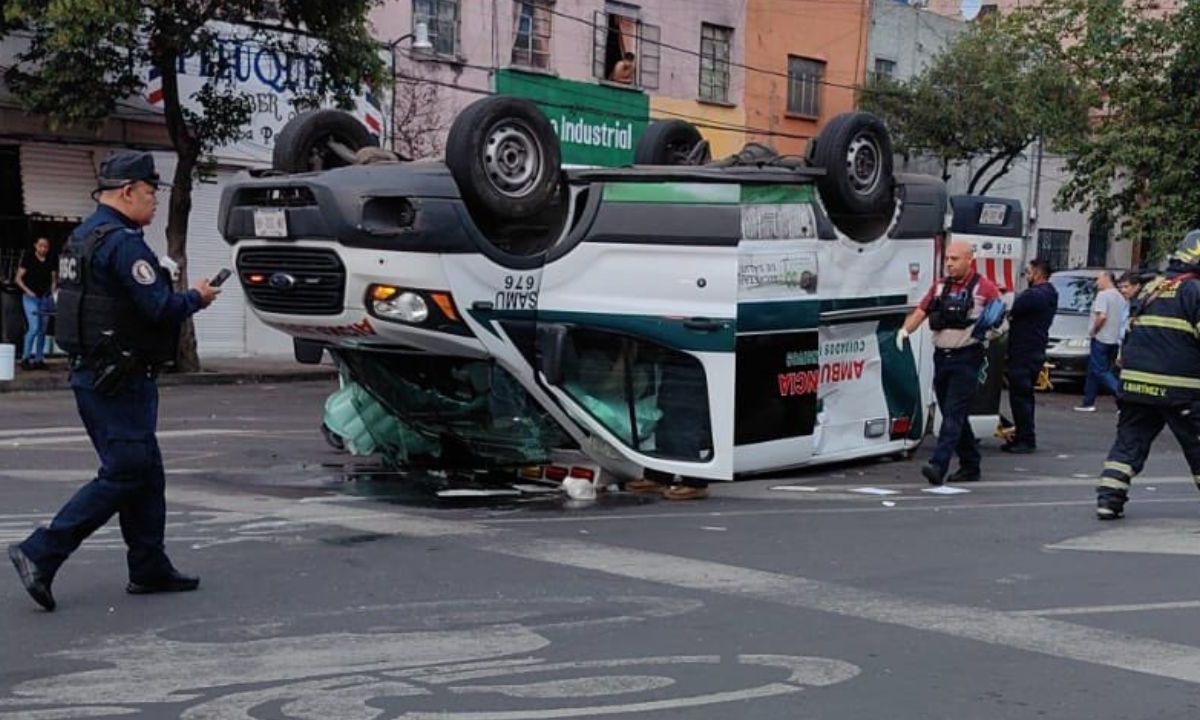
845,132,883,196
483,120,544,198
665,140,696,165
306,133,359,171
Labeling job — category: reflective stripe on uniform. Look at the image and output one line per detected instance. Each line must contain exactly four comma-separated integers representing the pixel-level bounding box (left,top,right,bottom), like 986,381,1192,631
1120,369,1200,390
1132,316,1200,337
1099,476,1131,491
1104,461,1134,478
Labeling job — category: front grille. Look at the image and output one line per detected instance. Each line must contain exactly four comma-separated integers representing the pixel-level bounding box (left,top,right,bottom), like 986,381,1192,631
237,247,345,316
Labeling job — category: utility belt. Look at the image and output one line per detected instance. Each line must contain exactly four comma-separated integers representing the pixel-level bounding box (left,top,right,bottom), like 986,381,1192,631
68,332,160,396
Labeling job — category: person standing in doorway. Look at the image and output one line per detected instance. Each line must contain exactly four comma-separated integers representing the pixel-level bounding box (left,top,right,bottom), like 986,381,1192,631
7,151,220,612
15,237,55,370
897,241,1005,485
1076,271,1125,411
1002,259,1057,453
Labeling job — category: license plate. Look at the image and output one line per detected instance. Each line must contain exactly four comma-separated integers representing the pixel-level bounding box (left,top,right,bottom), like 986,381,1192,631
978,203,1007,226
254,208,288,238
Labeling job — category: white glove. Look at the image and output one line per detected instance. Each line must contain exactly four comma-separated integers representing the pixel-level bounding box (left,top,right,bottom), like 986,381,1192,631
896,328,910,352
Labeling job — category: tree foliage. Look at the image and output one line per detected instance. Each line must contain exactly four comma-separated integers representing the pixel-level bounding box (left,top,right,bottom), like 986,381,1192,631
1,0,386,369
1003,0,1200,261
860,17,1088,195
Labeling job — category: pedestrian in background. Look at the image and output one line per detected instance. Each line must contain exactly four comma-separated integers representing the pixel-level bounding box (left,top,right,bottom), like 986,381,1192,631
898,241,1005,485
1075,270,1125,412
1094,232,1200,520
14,236,55,370
1002,259,1057,454
1116,271,1142,342
7,151,220,612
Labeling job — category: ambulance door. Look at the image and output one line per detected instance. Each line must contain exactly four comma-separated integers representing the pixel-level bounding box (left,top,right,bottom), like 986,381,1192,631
532,181,740,480
731,186,824,474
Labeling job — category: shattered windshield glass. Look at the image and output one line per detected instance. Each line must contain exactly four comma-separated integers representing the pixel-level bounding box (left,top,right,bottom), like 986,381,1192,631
331,350,571,469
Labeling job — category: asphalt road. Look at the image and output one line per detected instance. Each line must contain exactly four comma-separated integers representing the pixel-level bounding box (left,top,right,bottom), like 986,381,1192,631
3,380,1200,719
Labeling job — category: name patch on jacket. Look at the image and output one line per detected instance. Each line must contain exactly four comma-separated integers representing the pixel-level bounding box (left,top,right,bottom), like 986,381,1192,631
132,260,157,285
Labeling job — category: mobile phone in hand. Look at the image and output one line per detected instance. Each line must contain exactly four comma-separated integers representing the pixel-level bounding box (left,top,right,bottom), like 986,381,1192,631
210,268,232,287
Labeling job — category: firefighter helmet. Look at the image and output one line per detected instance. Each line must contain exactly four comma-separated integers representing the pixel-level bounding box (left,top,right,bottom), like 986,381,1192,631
1170,229,1200,267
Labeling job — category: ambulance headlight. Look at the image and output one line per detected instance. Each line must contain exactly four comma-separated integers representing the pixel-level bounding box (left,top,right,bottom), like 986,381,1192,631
369,285,428,324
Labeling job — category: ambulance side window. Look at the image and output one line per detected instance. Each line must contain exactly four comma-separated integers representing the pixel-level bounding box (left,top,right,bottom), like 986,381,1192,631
555,328,714,462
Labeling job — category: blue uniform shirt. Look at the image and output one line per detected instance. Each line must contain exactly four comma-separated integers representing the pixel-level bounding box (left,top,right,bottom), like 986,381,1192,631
1007,280,1058,358
76,204,202,325
69,205,202,389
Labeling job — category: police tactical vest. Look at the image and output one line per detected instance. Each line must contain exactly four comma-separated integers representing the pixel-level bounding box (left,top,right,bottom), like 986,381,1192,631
56,223,178,364
928,275,979,331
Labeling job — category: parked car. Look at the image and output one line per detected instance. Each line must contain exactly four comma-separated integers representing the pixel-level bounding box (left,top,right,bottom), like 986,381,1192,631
1045,268,1125,380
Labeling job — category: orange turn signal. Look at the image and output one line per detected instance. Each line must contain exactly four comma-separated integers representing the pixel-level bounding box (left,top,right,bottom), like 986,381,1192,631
247,273,266,284
430,292,459,321
370,285,399,302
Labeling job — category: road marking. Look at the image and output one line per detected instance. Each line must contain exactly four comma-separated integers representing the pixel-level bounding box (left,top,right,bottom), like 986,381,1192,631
0,427,81,438
1047,520,1200,557
489,537,1200,685
1014,600,1200,617
0,429,312,448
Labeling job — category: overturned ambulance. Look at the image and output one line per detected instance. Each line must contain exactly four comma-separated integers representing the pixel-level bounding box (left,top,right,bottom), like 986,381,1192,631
218,95,1008,484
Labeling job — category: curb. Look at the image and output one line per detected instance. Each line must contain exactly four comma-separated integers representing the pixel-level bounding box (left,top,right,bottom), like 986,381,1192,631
0,367,336,394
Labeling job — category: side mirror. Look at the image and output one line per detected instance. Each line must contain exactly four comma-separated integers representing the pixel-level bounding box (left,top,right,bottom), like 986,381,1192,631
537,324,569,385
293,338,325,365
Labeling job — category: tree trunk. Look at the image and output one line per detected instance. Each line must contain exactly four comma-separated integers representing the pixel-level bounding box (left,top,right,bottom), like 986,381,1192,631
155,40,202,373
978,150,1021,196
969,152,1007,195
166,150,200,372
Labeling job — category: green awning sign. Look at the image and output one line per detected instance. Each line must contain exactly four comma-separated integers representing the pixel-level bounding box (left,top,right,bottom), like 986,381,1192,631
494,69,648,167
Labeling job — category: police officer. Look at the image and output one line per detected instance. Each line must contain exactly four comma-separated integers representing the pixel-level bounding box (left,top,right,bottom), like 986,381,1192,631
1002,258,1058,453
1095,231,1200,520
898,241,1005,485
7,152,220,611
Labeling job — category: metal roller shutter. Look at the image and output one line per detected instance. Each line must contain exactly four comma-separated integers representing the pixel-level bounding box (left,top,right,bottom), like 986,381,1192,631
188,169,246,357
20,144,99,219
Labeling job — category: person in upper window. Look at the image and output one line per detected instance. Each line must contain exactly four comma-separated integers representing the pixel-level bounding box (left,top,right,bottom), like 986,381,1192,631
610,52,636,84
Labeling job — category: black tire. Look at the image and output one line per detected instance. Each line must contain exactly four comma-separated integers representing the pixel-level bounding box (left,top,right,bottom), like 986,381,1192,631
810,112,894,218
634,119,704,165
272,110,377,173
445,96,561,221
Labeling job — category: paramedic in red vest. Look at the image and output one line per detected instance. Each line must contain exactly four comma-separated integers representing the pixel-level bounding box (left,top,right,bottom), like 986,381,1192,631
897,240,1004,485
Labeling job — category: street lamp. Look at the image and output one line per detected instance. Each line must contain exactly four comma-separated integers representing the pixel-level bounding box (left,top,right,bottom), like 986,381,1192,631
388,22,433,152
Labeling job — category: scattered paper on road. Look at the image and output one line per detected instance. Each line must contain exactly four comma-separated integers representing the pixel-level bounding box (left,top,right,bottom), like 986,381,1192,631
701,526,728,532
881,501,896,507
851,487,900,496
922,486,971,495
770,485,818,492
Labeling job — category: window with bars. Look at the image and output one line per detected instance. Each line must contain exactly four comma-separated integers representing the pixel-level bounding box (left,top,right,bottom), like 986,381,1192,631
787,56,824,117
873,57,896,80
1037,228,1073,271
512,1,553,70
592,8,660,90
698,23,732,103
413,0,460,57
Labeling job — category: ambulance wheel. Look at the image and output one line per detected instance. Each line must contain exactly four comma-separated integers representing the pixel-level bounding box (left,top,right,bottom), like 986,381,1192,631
272,109,378,173
320,422,346,452
446,96,561,221
634,119,705,165
810,112,894,218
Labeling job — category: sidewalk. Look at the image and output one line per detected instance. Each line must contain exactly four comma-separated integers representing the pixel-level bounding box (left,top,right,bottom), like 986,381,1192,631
0,355,336,393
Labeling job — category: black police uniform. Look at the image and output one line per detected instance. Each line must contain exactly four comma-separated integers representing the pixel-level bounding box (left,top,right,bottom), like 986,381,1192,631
1096,267,1200,518
1005,280,1058,449
10,153,204,606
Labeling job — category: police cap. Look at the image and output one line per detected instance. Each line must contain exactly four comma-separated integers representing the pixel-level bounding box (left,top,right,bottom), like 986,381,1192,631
96,151,170,190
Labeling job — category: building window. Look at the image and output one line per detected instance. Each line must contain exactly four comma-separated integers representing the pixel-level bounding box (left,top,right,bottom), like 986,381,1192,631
1087,213,1110,267
699,23,732,103
787,56,824,117
873,57,896,80
512,1,552,70
413,0,460,57
1037,228,1072,271
592,5,660,90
